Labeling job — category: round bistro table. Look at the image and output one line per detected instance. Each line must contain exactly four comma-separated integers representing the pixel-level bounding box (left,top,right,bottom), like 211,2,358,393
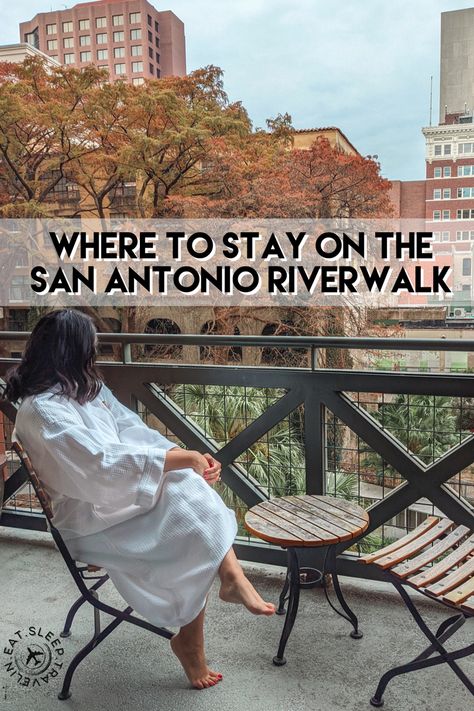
244,494,370,665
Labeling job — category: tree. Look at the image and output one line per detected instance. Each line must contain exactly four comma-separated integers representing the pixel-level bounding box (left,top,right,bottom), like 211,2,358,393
361,394,460,483
172,383,356,521
0,58,106,216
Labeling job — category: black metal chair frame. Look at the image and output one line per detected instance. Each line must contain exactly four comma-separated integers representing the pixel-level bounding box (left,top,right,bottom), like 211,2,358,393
369,570,473,707
13,449,173,701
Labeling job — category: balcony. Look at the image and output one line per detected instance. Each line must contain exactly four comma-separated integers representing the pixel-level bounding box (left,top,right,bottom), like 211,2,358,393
0,332,473,708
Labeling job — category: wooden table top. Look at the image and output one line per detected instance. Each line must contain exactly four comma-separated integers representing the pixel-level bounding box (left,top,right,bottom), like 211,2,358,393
244,495,369,548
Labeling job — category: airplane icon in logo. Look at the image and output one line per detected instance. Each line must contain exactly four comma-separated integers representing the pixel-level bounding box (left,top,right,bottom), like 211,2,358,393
25,647,44,667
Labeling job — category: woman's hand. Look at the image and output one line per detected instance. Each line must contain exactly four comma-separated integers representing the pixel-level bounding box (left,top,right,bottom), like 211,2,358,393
202,453,222,486
164,448,222,484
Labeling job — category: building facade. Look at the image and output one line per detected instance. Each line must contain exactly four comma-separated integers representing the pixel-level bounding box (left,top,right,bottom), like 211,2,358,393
390,8,474,316
19,0,186,85
0,42,61,67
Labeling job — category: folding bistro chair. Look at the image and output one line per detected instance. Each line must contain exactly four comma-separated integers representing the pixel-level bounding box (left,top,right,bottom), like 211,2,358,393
12,440,173,700
360,516,474,706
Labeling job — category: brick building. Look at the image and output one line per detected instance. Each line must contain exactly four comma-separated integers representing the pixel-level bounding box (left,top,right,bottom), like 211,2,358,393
19,0,186,84
390,9,474,314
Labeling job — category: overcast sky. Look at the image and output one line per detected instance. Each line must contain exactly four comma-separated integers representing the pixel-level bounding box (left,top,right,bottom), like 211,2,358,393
2,0,474,180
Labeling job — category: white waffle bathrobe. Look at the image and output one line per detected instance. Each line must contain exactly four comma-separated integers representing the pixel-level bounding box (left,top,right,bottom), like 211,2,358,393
13,383,238,628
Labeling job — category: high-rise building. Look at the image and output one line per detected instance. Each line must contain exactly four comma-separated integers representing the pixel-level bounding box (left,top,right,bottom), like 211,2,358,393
19,0,186,85
440,7,474,122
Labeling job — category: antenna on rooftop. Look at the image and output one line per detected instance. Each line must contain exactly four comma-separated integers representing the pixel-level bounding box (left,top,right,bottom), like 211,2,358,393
429,75,433,126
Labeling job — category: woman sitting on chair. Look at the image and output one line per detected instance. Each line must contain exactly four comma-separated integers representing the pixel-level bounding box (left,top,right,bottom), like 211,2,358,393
5,309,275,690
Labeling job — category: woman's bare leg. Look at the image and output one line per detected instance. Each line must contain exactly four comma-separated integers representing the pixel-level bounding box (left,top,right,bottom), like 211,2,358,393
218,547,276,615
170,604,222,690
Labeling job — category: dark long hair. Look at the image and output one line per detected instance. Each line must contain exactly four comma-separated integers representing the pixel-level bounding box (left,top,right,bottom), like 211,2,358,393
4,310,103,405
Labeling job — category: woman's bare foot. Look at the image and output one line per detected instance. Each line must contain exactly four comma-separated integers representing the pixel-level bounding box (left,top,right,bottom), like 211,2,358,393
219,571,276,616
170,632,223,690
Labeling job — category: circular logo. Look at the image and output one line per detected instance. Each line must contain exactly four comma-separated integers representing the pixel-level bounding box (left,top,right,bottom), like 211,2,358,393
3,626,64,691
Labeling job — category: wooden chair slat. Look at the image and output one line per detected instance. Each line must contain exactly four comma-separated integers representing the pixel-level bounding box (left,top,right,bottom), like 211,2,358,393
266,499,352,541
392,525,470,578
442,575,474,606
360,517,441,564
374,519,454,570
461,595,474,614
285,496,359,534
409,534,474,587
308,495,369,524
426,556,474,597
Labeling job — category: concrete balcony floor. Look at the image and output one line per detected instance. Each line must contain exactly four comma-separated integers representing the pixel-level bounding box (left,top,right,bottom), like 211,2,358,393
1,526,473,711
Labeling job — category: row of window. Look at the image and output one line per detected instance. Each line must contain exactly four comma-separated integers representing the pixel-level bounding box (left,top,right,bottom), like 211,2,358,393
432,187,474,199
47,29,160,48
433,209,474,220
66,48,160,62
46,13,153,34
433,143,474,156
433,231,474,242
433,165,474,178
433,167,452,178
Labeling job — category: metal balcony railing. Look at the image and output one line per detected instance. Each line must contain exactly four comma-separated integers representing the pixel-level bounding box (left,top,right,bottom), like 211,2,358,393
1,332,473,579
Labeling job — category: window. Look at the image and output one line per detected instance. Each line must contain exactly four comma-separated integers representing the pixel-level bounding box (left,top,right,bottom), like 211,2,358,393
149,62,154,73
130,28,142,40
113,31,124,41
9,276,30,302
458,165,474,176
434,144,442,155
148,30,153,42
80,51,92,62
114,46,125,58
64,53,75,64
442,231,450,242
79,35,90,46
433,232,440,241
434,167,442,178
149,46,153,58
132,77,144,85
155,36,160,47
433,189,441,200
443,188,451,199
115,63,126,75
97,49,108,60
156,68,161,78
155,20,159,32
132,61,143,72
98,65,108,70
131,45,142,56
457,187,474,198
62,21,73,33
46,23,57,35
457,209,474,219
47,39,58,50
129,12,141,23
442,210,450,220
148,14,152,25
433,210,441,221
63,37,74,48
444,144,451,155
25,30,39,48
79,19,90,30
156,52,160,63
459,143,474,154
96,33,107,44
462,258,471,276
112,14,124,26
443,166,451,177
96,17,107,28
456,231,474,241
